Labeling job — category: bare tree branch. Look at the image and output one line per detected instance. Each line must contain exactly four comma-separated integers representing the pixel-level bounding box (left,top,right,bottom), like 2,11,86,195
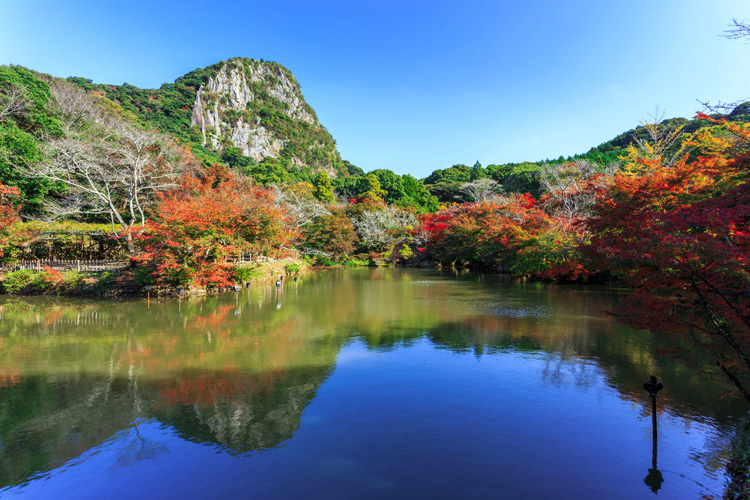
540,160,615,242
632,107,689,168
458,178,503,203
47,80,103,134
30,80,183,253
353,206,417,250
272,184,330,230
723,18,750,42
0,82,30,122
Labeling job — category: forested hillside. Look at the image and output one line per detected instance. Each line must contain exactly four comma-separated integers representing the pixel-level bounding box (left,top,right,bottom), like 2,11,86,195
4,58,747,219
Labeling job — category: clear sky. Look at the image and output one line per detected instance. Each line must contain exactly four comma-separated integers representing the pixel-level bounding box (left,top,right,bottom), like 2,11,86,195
1,0,748,178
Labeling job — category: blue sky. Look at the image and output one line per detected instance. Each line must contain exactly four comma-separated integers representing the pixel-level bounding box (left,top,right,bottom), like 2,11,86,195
1,0,748,178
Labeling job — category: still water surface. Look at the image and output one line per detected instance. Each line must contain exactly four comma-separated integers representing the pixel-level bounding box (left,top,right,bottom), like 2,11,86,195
0,268,745,499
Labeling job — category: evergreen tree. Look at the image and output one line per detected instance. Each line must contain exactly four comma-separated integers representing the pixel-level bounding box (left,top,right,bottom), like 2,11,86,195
313,171,336,204
248,157,290,186
470,160,485,181
359,173,386,204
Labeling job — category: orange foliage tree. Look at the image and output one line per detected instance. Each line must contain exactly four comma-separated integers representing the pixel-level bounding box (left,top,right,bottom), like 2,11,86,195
419,194,570,275
0,182,22,257
134,171,293,287
586,116,750,400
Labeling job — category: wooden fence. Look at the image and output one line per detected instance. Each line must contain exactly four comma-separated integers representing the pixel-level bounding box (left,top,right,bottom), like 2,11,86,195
224,254,272,266
1,254,291,273
0,259,129,272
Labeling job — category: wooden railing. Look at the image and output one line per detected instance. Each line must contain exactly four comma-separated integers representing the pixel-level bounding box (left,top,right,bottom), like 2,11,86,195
0,259,129,272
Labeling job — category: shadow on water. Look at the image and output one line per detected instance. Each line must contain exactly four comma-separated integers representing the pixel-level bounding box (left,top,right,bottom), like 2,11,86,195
0,268,746,495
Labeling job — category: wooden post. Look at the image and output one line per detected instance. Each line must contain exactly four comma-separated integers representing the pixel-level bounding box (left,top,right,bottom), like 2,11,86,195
77,260,80,271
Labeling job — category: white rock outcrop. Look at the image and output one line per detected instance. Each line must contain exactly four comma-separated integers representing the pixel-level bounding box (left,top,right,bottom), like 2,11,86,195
190,60,318,164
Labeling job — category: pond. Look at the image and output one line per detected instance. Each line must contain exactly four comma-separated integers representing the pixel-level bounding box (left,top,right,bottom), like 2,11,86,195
0,268,745,499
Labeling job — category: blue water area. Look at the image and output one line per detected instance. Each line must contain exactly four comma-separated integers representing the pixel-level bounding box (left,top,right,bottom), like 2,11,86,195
0,269,742,499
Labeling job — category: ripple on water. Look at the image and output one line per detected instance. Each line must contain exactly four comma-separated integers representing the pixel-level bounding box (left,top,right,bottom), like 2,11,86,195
484,299,552,319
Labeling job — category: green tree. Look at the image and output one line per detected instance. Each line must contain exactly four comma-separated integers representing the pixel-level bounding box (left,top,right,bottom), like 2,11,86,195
372,169,406,205
359,173,386,204
401,174,440,213
470,160,486,181
423,164,473,202
313,171,336,204
0,121,52,210
501,163,541,196
0,66,63,211
0,66,62,137
248,157,290,186
423,164,472,185
342,160,364,176
221,147,255,171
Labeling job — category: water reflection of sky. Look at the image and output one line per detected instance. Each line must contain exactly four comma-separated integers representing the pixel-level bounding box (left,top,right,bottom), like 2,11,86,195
4,338,734,500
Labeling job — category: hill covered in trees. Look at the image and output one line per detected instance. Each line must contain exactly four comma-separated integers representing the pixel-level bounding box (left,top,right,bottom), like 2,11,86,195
3,58,748,218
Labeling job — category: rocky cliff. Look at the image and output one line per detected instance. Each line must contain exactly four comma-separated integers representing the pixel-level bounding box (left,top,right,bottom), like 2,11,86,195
68,57,347,178
189,58,343,174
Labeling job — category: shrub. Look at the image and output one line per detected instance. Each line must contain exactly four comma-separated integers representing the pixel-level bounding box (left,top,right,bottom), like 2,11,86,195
284,262,301,274
132,267,155,287
234,265,262,283
399,245,414,260
61,270,85,291
37,266,64,286
2,269,36,292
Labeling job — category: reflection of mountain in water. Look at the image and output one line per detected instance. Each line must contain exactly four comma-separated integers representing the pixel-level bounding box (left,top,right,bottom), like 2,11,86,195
0,364,334,488
0,269,747,489
0,292,343,488
156,366,332,454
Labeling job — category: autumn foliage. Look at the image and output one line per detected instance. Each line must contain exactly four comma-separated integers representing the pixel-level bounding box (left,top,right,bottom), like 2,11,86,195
0,183,21,257
585,115,750,400
408,114,750,399
418,194,566,275
135,170,292,287
2,91,750,401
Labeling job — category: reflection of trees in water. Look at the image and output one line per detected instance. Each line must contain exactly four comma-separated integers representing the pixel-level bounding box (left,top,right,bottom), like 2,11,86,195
1,270,747,489
0,374,142,487
423,316,743,485
421,304,746,419
0,295,341,487
539,353,600,391
686,429,733,479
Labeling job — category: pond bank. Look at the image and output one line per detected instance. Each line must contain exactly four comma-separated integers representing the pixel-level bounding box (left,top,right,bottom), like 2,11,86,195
0,259,307,297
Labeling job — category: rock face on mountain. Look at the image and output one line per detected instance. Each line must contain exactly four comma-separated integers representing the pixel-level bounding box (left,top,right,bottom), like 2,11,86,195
189,58,342,173
64,57,347,178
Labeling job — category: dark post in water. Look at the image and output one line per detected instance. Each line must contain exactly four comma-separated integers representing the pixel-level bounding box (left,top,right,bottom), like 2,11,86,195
643,375,663,438
643,375,664,493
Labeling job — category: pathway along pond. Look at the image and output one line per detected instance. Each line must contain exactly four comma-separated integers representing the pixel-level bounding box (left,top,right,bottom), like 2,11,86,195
0,268,745,499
